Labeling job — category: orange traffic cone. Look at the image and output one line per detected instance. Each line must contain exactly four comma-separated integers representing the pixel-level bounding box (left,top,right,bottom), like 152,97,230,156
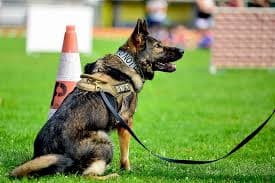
48,25,82,118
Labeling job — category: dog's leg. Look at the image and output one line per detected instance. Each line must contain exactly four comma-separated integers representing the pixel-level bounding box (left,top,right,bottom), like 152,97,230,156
76,131,115,178
117,117,133,170
117,93,137,170
83,160,119,180
83,159,106,176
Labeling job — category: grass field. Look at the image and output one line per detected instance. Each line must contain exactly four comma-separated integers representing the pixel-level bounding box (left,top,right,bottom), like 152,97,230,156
0,37,275,183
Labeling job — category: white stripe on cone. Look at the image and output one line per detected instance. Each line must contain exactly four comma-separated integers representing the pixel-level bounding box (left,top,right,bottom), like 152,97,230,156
57,53,81,81
48,25,82,119
48,53,81,119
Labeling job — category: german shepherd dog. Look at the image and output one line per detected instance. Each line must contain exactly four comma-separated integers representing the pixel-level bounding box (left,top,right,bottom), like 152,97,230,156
10,19,184,179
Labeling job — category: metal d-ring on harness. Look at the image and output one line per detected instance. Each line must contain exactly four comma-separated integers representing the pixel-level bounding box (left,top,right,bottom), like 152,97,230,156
100,90,275,164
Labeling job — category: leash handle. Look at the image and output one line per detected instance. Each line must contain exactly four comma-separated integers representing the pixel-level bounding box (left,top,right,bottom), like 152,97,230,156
101,91,275,164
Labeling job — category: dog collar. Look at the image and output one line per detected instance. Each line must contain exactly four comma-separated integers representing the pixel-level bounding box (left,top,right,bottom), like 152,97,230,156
115,50,145,88
116,50,138,71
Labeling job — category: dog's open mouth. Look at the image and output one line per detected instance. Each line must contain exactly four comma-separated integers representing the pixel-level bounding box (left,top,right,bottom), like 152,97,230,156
152,47,184,73
154,62,176,72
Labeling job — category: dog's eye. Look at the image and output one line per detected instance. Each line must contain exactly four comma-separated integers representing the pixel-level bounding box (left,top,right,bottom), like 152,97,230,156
155,44,161,48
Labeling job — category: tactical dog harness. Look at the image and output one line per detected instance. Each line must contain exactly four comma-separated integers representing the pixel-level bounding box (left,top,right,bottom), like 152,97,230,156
76,73,135,108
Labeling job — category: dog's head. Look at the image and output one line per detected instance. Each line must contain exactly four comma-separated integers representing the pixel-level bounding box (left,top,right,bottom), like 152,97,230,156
119,19,184,80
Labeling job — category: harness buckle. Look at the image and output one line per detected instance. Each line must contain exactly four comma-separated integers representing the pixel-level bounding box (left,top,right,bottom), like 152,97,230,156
94,80,101,91
86,78,101,91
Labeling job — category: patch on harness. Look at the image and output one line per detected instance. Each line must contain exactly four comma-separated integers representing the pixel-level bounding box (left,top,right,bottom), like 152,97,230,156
114,83,131,93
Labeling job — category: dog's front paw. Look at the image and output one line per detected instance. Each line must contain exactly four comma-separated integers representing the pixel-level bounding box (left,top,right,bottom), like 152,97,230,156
120,160,131,171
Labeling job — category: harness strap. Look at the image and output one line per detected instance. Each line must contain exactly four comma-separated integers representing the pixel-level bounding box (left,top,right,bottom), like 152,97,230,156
81,73,109,83
77,73,134,107
100,90,275,164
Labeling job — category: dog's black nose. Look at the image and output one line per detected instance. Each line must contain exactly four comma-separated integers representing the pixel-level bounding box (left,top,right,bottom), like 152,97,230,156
178,48,184,54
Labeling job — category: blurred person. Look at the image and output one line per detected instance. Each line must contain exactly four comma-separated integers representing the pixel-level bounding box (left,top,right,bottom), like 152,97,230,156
219,0,244,7
195,0,216,48
248,0,270,7
168,25,186,49
146,0,168,28
146,0,171,46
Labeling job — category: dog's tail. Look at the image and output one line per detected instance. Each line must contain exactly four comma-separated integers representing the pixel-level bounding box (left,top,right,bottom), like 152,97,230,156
10,154,73,177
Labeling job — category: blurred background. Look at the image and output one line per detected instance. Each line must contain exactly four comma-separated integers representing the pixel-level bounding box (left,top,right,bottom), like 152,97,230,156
0,2,275,182
1,0,275,51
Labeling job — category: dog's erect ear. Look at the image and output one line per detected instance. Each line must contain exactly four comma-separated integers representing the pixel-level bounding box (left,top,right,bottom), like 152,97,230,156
132,19,148,37
141,19,149,36
130,19,149,50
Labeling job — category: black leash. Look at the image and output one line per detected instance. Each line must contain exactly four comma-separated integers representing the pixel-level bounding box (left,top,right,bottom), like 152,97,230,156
100,91,275,164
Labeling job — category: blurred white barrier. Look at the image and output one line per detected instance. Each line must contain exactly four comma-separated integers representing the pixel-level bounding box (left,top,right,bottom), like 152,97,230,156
26,5,93,54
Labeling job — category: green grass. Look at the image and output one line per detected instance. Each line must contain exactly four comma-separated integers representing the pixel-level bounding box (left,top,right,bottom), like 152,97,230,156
0,36,274,183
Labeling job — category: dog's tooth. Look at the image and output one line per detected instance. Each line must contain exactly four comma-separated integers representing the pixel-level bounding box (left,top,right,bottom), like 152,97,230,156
170,63,176,70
